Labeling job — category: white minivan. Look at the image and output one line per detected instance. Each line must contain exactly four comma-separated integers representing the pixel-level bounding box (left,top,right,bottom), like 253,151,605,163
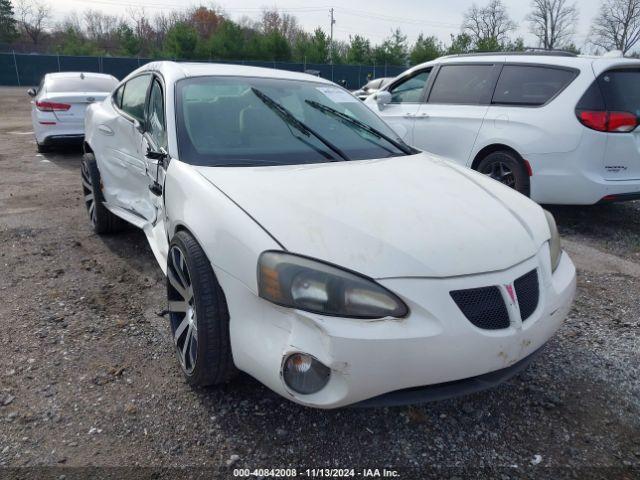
365,52,640,205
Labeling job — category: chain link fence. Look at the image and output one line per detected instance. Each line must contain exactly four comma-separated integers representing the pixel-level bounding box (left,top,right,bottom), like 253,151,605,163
0,52,406,89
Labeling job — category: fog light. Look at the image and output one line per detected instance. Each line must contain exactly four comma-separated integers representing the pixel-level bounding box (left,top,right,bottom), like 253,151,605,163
282,353,330,394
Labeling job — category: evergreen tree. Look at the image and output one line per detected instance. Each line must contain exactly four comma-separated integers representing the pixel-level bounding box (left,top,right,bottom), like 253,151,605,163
410,34,444,64
0,0,18,43
346,35,372,64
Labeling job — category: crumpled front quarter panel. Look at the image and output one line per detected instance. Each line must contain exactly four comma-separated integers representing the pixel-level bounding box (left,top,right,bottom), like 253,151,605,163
164,159,281,292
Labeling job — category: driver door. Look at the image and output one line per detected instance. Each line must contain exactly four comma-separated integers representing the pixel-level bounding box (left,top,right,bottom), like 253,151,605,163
141,76,170,266
371,69,431,146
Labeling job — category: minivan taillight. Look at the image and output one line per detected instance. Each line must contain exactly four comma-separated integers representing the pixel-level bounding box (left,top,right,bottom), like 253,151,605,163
577,110,638,133
36,101,71,112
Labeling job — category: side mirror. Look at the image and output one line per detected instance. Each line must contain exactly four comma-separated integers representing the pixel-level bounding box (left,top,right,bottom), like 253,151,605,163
375,91,392,109
27,88,37,97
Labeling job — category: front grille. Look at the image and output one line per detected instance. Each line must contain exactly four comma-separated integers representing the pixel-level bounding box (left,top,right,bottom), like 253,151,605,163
514,269,539,321
450,286,510,330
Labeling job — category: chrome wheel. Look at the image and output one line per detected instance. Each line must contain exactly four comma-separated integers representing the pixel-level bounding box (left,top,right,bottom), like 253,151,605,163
167,246,198,374
482,161,516,189
81,160,97,225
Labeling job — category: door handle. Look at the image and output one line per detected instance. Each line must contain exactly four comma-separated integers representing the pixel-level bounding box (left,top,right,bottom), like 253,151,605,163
97,125,114,136
416,113,430,119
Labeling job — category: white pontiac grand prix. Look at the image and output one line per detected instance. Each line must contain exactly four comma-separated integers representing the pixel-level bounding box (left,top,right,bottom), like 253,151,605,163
82,61,576,409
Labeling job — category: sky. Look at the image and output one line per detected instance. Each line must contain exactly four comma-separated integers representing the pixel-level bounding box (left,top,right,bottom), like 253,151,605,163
46,0,602,51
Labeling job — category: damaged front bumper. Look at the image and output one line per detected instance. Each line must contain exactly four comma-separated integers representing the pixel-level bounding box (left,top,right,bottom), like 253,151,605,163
218,246,576,409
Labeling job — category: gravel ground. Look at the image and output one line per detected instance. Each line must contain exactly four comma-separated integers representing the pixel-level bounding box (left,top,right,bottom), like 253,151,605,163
0,87,638,478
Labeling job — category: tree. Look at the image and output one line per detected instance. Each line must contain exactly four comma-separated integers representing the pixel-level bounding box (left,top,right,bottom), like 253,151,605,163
410,34,444,64
164,22,198,59
462,0,516,48
115,24,140,57
15,0,51,45
590,0,640,54
188,6,222,39
446,33,474,54
261,30,291,61
346,35,372,64
373,28,408,65
295,28,329,63
0,0,18,43
526,0,578,50
207,19,246,59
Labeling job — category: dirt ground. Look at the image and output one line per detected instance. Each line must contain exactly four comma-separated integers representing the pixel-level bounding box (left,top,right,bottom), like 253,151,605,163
0,86,638,478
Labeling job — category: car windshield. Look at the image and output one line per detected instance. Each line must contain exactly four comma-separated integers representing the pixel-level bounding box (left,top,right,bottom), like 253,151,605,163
175,76,412,167
48,76,118,92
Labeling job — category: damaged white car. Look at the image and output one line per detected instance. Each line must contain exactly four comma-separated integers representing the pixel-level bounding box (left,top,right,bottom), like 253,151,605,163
82,62,576,408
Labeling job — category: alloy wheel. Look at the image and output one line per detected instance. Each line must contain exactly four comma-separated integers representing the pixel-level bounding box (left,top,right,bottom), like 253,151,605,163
482,160,516,189
81,161,97,225
167,246,198,374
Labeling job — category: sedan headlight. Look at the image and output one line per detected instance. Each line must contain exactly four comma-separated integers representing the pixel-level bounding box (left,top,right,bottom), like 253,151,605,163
543,210,562,272
257,251,408,319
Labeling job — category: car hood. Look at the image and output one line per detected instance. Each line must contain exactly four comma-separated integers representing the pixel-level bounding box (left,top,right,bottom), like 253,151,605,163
194,153,550,279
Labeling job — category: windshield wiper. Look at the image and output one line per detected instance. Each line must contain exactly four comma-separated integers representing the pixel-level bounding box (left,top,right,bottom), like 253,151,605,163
251,88,349,161
305,99,417,155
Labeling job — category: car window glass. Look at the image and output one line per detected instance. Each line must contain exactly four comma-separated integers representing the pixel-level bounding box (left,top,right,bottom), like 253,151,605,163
597,68,640,116
493,66,576,106
121,74,151,122
113,85,124,109
48,77,118,92
389,71,430,103
146,79,167,149
176,76,409,167
429,65,494,104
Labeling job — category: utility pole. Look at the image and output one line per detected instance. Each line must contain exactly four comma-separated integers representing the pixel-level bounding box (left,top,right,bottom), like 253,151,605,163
329,8,335,65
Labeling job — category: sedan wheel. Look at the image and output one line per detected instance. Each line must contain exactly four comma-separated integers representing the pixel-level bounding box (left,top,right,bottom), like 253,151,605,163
80,153,125,234
483,161,516,188
166,231,236,386
168,245,198,374
81,160,97,227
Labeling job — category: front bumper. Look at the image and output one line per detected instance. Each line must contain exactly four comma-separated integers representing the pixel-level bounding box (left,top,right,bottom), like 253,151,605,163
219,246,576,409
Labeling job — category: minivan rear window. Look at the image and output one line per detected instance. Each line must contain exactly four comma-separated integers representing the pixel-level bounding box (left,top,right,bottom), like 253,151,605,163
492,65,576,106
597,68,640,116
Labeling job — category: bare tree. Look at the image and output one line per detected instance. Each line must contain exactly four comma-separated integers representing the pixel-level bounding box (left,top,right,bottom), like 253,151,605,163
15,0,50,45
527,0,578,49
590,0,640,54
260,9,301,42
462,0,516,44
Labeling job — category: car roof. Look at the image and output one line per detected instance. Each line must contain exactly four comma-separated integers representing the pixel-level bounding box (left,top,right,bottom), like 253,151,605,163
126,61,336,86
401,53,640,78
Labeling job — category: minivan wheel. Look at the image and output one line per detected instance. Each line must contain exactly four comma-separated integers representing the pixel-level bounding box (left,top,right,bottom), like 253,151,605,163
166,231,236,387
477,151,530,196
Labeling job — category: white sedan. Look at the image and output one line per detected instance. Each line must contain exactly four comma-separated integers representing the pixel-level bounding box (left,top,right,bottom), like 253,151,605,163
29,72,118,152
82,61,576,409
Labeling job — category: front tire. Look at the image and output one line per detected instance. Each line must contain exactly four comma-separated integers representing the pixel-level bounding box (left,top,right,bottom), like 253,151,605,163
81,153,125,234
476,150,530,197
166,231,236,387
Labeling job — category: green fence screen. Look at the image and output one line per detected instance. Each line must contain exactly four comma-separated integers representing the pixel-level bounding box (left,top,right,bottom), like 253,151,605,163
0,52,406,89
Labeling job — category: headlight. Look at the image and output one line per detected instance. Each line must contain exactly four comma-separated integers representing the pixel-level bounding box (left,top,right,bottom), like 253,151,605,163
257,251,408,319
543,210,562,272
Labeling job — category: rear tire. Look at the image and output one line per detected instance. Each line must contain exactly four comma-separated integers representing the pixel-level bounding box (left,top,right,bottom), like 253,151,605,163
167,231,237,387
476,150,530,197
81,153,125,234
